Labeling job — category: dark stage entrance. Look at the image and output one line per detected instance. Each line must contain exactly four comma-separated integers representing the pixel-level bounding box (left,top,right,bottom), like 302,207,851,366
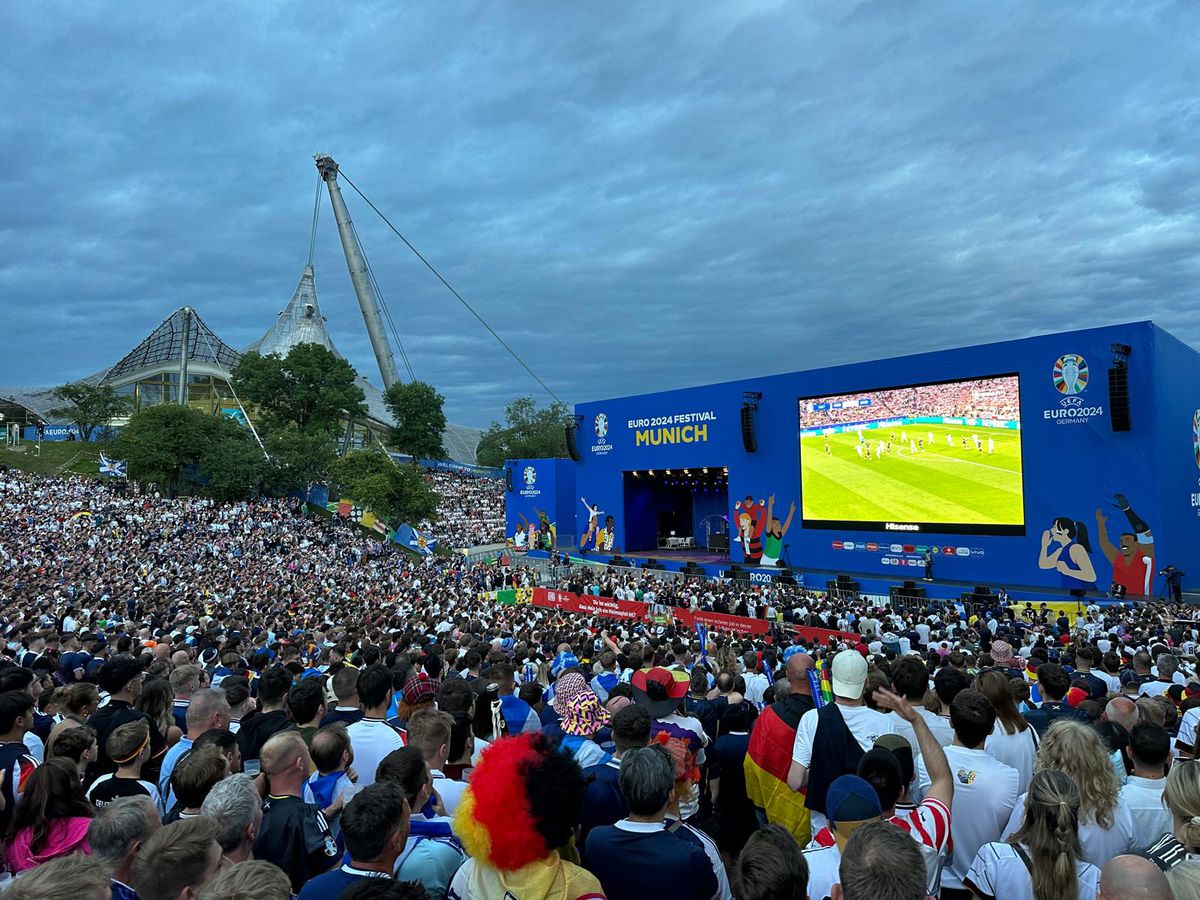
622,467,729,556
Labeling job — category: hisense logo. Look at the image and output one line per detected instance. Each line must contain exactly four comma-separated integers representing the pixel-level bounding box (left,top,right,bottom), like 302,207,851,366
885,523,920,531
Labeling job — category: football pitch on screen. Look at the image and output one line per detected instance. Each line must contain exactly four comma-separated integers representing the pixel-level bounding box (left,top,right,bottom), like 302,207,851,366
800,423,1024,525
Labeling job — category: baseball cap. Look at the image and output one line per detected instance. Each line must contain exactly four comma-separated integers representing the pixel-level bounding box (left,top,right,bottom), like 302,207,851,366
826,774,882,851
873,733,915,787
1120,669,1141,688
831,649,868,700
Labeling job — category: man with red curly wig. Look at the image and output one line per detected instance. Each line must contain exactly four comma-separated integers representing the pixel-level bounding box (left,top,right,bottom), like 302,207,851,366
447,732,604,899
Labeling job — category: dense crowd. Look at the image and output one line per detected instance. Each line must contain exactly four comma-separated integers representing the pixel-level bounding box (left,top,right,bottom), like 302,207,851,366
0,471,1196,899
799,378,1021,428
420,471,505,550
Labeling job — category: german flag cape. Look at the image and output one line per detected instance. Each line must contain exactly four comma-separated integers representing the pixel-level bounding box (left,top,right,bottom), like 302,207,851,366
743,694,814,844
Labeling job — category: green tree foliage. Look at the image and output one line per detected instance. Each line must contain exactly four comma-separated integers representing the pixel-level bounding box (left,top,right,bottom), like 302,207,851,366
475,396,572,468
263,427,338,495
230,344,366,436
48,381,128,441
112,404,266,499
329,447,438,523
383,380,446,461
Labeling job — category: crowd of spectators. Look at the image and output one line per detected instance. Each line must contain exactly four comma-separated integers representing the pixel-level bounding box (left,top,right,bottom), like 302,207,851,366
0,470,1196,899
798,377,1021,429
420,470,504,550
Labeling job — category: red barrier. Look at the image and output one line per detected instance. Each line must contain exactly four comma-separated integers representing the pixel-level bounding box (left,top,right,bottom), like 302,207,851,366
523,588,858,645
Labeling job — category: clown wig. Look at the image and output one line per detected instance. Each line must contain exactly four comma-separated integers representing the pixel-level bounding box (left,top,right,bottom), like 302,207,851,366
453,731,586,871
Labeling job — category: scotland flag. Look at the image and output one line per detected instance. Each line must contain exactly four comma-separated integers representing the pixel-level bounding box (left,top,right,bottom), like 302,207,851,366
98,453,127,478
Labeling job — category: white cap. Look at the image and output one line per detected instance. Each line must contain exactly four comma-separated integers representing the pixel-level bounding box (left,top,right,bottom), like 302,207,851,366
831,649,868,700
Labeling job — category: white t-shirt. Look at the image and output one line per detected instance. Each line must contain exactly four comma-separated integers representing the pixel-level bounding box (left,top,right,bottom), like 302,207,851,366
1002,791,1135,865
792,704,898,767
915,708,955,747
984,720,1038,795
801,844,841,900
920,745,1019,891
431,770,468,817
1120,775,1171,851
1141,680,1173,698
345,718,406,788
966,841,1100,900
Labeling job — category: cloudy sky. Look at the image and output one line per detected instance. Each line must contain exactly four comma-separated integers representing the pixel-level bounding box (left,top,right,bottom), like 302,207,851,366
1,1,1196,428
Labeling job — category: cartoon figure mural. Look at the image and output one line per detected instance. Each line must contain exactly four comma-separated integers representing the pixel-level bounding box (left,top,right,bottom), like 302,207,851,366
580,497,603,549
1037,516,1097,590
1095,494,1155,596
735,497,768,565
591,514,616,552
759,495,796,567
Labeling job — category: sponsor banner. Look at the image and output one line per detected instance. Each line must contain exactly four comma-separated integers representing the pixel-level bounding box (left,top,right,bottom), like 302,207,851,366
536,588,644,620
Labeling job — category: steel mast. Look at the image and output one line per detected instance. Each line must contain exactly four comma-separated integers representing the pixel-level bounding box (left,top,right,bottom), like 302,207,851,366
314,154,401,389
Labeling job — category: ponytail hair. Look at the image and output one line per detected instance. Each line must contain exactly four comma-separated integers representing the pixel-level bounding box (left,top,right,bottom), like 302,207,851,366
1052,517,1092,553
1164,757,1200,852
1007,769,1082,900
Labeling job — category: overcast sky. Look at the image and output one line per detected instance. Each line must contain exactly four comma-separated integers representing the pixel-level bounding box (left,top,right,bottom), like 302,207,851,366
1,2,1197,428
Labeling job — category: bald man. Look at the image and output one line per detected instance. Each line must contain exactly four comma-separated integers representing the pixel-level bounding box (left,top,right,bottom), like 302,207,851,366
1104,695,1138,732
786,653,815,696
1099,854,1172,900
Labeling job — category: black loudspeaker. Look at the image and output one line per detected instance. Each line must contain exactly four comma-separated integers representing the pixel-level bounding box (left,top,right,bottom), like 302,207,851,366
565,424,581,460
505,467,513,492
1108,366,1131,432
740,405,757,453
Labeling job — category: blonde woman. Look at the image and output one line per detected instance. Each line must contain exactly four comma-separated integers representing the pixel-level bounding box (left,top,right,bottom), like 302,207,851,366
1144,755,1200,894
1001,719,1134,864
978,669,1037,793
966,769,1101,899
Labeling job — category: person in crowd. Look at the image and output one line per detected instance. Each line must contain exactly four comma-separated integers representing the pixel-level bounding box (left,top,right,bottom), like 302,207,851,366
47,721,97,778
376,745,465,897
136,677,184,750
731,824,808,900
5,756,94,873
583,744,718,899
493,661,540,735
297,783,412,900
169,664,203,732
0,693,40,836
830,820,927,900
253,730,339,892
966,769,1101,899
1003,719,1134,864
976,668,1037,793
745,651,815,841
1142,750,1200,893
925,667,970,746
86,719,161,810
130,817,223,900
1097,854,1175,900
288,678,328,747
237,666,296,776
579,702,650,843
304,724,357,834
320,667,364,728
708,695,758,858
88,656,166,783
196,859,294,900
347,665,408,789
631,665,709,822
801,774,883,900
553,672,611,770
158,688,231,813
46,681,100,752
1024,663,1091,737
200,773,263,866
407,708,465,817
789,649,896,835
1119,721,1171,849
5,854,113,900
922,689,1018,897
168,745,228,821
87,795,161,900
449,732,603,899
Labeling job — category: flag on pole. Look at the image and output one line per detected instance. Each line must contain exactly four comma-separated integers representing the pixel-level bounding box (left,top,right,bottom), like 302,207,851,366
98,454,126,478
694,622,709,660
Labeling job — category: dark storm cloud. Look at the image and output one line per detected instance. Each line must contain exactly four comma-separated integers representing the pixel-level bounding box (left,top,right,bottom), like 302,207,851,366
1,1,1197,427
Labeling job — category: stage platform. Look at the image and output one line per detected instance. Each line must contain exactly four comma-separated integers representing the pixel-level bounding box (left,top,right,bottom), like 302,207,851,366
631,547,730,566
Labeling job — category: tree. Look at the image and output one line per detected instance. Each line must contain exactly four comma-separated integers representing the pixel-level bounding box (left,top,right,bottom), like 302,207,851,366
383,380,446,461
329,447,438,524
48,381,128,441
475,396,573,468
262,427,338,495
230,343,366,436
112,404,266,499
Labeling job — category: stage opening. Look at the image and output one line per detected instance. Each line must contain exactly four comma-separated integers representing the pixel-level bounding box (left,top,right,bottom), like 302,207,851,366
621,467,729,558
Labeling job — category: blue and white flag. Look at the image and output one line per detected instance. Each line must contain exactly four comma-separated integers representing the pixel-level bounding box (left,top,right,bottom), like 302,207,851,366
99,453,127,478
393,523,437,556
695,621,709,660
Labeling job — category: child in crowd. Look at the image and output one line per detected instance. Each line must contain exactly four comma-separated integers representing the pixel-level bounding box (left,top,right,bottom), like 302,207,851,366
304,724,358,847
48,725,98,781
85,720,162,811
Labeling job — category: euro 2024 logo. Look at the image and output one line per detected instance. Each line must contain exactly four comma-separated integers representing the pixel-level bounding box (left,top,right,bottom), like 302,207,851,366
522,466,536,487
1193,409,1200,470
1045,354,1102,425
594,413,608,439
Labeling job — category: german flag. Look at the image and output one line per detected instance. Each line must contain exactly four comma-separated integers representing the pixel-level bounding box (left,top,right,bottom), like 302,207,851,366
743,694,814,844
